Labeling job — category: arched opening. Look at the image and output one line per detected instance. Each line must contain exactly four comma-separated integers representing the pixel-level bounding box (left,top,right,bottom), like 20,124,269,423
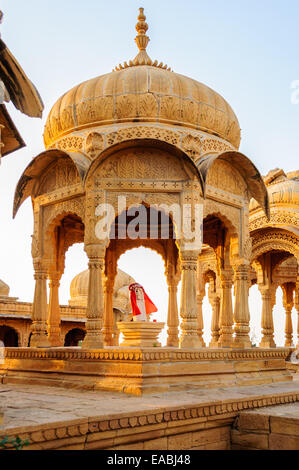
251,247,298,348
104,205,180,347
248,283,262,347
45,212,86,347
64,328,86,346
200,214,237,347
117,247,169,345
0,325,19,347
59,243,88,306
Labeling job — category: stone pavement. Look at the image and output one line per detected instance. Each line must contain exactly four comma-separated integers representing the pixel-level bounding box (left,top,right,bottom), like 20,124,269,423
1,380,299,449
1,379,299,432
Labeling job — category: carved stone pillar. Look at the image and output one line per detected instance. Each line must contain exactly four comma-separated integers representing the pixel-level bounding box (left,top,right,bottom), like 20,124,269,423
218,269,234,348
233,263,251,348
103,278,115,347
113,323,121,347
166,276,180,347
209,278,220,348
259,286,276,348
282,283,295,347
47,271,63,347
30,261,51,348
103,249,117,347
82,244,105,349
179,251,203,348
196,287,206,348
166,241,180,347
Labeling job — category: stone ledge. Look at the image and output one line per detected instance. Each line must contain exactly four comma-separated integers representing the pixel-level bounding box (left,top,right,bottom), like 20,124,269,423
2,383,299,450
3,347,292,362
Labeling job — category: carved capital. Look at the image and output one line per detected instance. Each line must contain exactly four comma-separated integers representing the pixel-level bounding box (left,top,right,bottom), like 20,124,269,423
85,243,107,261
234,263,250,281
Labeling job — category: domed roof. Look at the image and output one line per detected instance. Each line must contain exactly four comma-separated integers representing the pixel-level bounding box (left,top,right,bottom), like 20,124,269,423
0,279,10,297
69,268,135,312
250,168,299,211
43,9,241,150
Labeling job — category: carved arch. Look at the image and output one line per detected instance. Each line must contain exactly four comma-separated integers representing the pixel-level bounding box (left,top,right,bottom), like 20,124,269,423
251,230,299,263
13,149,90,218
43,208,85,274
84,139,204,194
197,151,269,217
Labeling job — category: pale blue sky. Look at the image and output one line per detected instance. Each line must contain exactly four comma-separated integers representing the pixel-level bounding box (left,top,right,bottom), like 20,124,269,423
0,1,298,346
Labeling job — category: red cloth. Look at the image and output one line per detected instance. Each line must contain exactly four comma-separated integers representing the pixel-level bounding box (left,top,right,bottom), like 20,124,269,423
129,283,158,317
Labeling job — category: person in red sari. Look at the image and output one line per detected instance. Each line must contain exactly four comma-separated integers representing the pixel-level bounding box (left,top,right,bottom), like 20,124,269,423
129,283,157,321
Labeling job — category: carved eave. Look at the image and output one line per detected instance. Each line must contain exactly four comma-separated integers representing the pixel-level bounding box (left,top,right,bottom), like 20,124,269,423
13,149,90,218
0,38,44,118
0,103,25,156
197,151,270,219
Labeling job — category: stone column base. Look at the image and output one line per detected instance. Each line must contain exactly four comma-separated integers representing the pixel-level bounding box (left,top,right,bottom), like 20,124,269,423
260,339,276,348
117,322,165,348
82,334,104,349
30,334,51,348
179,335,205,348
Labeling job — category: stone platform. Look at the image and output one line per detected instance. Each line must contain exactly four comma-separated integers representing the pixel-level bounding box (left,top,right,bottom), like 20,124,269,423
1,381,299,450
0,347,293,395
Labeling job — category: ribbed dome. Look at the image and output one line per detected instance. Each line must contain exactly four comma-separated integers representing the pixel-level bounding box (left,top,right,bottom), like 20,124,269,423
43,9,240,150
250,168,299,212
43,66,240,150
69,268,135,312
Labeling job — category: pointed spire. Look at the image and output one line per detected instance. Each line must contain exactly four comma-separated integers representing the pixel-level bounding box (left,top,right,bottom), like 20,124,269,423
134,7,151,64
113,8,172,72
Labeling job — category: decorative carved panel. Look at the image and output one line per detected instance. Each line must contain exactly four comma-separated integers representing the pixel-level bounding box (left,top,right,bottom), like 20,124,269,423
37,158,80,196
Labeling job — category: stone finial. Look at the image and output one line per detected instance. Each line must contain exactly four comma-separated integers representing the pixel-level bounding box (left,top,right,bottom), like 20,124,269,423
132,7,152,66
135,7,149,52
113,8,172,72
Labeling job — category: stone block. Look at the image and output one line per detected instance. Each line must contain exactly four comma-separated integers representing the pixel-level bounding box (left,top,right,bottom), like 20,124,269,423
144,437,168,450
85,438,115,450
270,417,299,436
238,412,270,432
231,429,268,450
167,432,192,450
112,442,144,450
205,440,231,450
269,433,299,450
192,426,230,447
113,429,165,447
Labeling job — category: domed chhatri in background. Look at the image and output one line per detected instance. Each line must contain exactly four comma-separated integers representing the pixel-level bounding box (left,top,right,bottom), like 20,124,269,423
69,268,134,314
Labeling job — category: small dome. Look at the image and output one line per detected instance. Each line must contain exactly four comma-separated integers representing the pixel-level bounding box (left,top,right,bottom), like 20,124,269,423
69,268,135,313
0,279,10,297
250,168,299,212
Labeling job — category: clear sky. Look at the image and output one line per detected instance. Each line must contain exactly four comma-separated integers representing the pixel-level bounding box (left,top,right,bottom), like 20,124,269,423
0,0,298,346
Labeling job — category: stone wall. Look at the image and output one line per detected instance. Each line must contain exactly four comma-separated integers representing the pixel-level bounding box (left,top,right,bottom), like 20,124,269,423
231,403,299,450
